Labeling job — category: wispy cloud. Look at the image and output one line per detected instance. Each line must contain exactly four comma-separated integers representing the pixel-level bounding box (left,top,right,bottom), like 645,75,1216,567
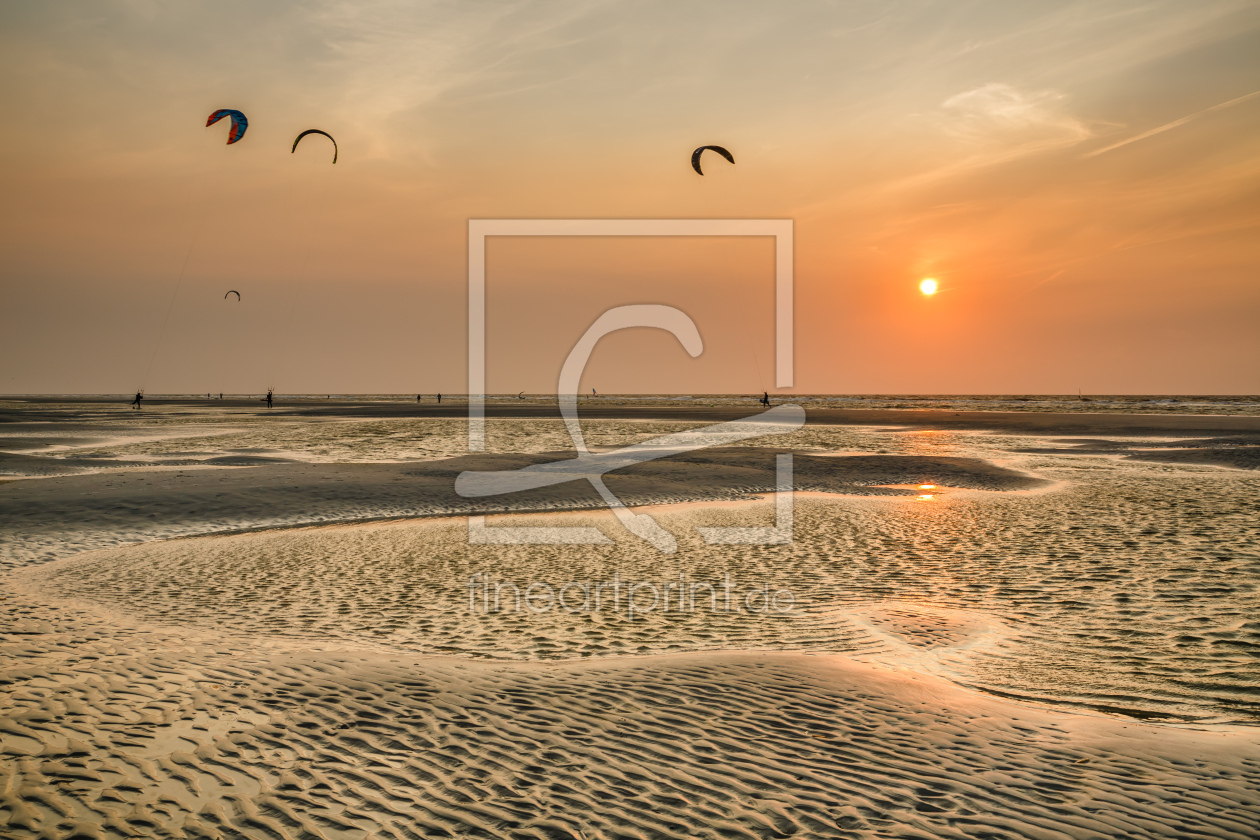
940,83,1092,150
1082,89,1260,157
852,84,1093,197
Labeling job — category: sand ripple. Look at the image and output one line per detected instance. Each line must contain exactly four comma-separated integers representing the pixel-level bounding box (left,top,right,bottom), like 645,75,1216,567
2,591,1257,839
6,410,1260,837
18,467,1260,722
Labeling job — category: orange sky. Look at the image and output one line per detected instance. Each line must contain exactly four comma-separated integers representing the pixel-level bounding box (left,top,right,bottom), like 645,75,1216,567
2,1,1258,394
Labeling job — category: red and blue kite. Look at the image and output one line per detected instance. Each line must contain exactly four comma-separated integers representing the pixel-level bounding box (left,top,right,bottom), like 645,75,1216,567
206,109,248,144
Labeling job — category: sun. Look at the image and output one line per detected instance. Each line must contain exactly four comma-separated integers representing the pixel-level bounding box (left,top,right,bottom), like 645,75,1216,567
919,278,938,295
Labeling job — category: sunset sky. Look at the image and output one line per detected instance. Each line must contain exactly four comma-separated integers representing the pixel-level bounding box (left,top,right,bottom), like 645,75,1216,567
2,0,1258,394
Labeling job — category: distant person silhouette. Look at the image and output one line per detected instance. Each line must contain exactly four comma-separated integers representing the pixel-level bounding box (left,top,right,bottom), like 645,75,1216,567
265,389,273,409
437,393,442,403
761,391,770,406
131,391,143,410
417,394,422,403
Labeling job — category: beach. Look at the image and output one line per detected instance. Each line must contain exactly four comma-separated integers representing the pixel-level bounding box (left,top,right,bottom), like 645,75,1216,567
2,397,1258,838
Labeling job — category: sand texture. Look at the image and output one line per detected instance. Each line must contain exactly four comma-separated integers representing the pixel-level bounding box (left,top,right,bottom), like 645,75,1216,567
3,400,1259,838
2,585,1257,840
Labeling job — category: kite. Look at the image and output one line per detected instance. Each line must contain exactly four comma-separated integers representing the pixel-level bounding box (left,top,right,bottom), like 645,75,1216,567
691,145,733,175
206,109,248,144
224,290,240,300
292,129,338,164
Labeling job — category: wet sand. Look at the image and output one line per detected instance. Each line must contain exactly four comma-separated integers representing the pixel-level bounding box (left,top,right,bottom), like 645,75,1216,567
2,399,1258,838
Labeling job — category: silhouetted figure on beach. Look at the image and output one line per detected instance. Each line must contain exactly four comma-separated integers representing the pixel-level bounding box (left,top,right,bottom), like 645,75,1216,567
437,393,442,403
417,394,422,403
761,391,770,407
265,389,273,409
219,393,223,399
131,391,143,410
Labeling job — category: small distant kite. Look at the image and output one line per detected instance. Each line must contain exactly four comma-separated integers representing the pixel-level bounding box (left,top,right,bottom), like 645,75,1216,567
224,290,240,300
206,109,248,144
691,145,734,175
292,129,338,164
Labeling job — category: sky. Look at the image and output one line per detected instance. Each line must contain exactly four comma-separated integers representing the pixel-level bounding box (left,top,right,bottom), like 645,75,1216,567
2,0,1258,395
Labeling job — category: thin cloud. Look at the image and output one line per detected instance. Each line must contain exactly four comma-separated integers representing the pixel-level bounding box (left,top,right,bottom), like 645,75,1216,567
940,83,1092,148
851,84,1092,197
1083,89,1260,157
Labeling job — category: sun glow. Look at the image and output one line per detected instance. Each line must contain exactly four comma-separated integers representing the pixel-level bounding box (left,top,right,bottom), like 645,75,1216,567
919,278,938,295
